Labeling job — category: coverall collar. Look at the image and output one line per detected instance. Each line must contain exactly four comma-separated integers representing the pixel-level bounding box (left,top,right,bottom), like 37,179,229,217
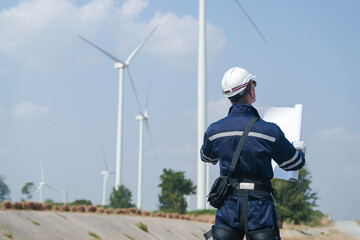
228,103,261,118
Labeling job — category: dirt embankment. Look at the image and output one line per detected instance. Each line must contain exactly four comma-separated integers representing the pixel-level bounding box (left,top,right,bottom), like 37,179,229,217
0,210,359,240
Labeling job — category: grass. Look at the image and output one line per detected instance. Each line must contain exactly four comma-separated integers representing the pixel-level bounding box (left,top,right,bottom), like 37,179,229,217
136,222,148,232
0,225,13,239
25,217,40,226
55,212,67,219
187,209,216,216
123,233,135,240
88,231,101,239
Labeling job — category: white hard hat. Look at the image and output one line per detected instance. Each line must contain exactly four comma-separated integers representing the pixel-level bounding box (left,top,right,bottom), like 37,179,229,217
221,67,256,98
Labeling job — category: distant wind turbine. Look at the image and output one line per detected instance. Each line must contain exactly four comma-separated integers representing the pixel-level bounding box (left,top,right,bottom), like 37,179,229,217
79,25,158,189
197,0,266,209
33,162,60,203
101,148,115,206
135,84,157,210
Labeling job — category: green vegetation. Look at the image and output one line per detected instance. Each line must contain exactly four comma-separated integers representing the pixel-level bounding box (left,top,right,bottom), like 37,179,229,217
123,233,135,240
70,199,92,206
158,168,196,214
136,222,148,232
21,182,35,200
272,166,322,226
0,225,13,239
88,231,101,239
187,209,216,216
109,185,136,209
26,217,40,226
0,176,10,203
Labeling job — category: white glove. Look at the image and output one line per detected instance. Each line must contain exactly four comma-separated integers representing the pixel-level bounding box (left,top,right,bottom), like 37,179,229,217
293,141,307,154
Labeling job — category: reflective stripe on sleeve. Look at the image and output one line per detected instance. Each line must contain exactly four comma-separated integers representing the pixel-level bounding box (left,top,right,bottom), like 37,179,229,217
200,149,218,163
279,151,299,168
282,157,303,170
208,131,276,142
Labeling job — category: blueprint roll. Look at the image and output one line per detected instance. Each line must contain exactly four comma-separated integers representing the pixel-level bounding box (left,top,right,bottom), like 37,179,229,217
259,104,303,182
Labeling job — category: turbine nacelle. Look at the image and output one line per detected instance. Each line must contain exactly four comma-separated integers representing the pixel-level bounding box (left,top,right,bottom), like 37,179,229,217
114,62,127,69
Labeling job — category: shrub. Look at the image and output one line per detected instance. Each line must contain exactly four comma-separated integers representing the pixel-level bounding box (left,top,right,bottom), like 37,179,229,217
22,201,33,210
13,202,23,210
97,207,104,213
77,205,85,212
52,205,60,211
60,205,70,212
114,208,124,214
70,206,77,212
106,209,112,214
86,206,97,213
142,211,150,216
33,202,44,210
133,209,141,215
1,201,12,209
44,203,52,210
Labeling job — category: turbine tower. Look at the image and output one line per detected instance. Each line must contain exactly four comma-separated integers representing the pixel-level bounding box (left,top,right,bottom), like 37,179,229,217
79,25,158,189
135,111,146,210
135,85,156,210
196,0,266,209
101,148,114,206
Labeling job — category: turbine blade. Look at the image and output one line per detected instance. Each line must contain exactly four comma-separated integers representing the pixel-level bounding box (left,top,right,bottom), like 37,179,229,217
126,67,143,114
125,25,159,64
145,81,151,113
144,119,159,162
233,0,267,42
102,147,109,171
40,161,45,182
45,184,61,194
33,185,41,195
79,35,126,64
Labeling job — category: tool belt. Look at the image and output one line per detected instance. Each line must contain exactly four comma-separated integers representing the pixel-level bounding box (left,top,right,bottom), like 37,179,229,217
204,176,278,240
229,176,276,202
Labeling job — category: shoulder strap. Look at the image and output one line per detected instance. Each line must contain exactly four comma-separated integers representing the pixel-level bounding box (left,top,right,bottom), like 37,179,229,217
228,116,259,173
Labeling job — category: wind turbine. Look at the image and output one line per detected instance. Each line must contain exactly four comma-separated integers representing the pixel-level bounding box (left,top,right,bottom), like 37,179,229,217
79,25,158,189
197,0,266,209
33,162,60,203
100,148,115,206
135,84,157,210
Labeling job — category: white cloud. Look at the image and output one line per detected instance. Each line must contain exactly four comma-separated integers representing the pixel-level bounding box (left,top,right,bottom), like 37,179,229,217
0,0,226,70
318,127,346,138
118,0,147,20
12,101,50,120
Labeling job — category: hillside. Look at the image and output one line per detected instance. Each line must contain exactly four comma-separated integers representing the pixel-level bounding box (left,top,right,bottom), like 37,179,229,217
0,210,359,240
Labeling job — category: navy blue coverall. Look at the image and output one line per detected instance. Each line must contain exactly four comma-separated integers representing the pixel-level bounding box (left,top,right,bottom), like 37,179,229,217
201,104,305,239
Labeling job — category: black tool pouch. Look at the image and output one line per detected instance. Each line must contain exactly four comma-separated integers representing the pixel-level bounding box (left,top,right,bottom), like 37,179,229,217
207,175,232,208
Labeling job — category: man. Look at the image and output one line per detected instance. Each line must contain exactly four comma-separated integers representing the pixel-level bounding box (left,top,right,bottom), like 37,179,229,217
201,67,306,240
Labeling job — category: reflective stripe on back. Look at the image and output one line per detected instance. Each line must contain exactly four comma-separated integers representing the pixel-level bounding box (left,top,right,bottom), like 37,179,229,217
208,131,276,142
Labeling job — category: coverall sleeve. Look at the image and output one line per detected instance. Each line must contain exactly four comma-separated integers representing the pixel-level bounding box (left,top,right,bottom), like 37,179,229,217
271,125,305,171
200,132,219,165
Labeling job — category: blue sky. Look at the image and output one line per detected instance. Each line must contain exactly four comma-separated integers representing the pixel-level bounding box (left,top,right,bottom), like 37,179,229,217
1,0,359,220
